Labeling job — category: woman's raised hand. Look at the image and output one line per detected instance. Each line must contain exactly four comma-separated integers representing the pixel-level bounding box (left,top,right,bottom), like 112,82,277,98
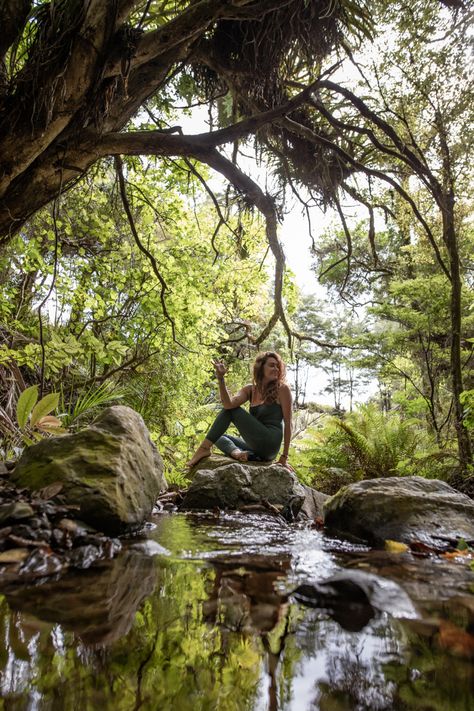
212,360,227,380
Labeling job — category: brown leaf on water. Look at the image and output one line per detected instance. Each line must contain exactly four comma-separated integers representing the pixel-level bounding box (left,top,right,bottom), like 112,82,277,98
409,541,437,556
37,482,63,500
442,550,474,561
0,548,29,563
438,620,474,658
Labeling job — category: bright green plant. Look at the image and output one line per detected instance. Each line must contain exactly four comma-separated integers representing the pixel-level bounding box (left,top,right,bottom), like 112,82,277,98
15,385,65,446
60,381,124,429
296,404,455,494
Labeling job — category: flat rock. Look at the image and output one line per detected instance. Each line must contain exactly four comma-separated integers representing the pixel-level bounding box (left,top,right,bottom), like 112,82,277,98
181,462,306,514
12,406,167,535
190,454,275,474
324,476,474,547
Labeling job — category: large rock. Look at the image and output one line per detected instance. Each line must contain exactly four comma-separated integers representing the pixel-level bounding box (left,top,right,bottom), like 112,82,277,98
299,484,329,522
191,454,274,473
181,462,306,514
12,406,166,535
324,476,474,547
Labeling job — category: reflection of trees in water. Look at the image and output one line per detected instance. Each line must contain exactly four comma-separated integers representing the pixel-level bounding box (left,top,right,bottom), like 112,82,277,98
203,556,293,711
286,614,401,711
383,623,474,711
1,512,473,711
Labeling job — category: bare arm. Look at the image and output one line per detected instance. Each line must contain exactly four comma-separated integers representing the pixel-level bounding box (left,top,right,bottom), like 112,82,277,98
277,384,293,469
214,361,251,409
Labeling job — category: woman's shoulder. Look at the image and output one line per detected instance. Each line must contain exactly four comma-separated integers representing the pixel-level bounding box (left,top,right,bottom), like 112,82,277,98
276,382,292,404
278,382,292,396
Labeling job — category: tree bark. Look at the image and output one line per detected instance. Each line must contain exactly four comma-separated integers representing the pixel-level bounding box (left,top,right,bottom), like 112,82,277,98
444,201,473,468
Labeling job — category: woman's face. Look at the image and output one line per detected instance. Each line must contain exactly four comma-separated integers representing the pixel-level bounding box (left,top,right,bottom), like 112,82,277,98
262,356,279,381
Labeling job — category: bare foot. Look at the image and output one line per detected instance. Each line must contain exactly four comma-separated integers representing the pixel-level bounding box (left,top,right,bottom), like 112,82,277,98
186,445,211,468
230,448,249,462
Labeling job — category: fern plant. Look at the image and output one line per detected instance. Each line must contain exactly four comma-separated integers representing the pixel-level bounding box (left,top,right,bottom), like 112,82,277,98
301,404,450,493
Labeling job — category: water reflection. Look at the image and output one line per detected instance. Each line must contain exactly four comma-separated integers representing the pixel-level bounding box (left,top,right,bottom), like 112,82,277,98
4,549,157,645
0,512,472,711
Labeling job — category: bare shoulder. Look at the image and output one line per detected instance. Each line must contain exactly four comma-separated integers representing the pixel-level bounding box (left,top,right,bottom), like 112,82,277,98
278,383,292,403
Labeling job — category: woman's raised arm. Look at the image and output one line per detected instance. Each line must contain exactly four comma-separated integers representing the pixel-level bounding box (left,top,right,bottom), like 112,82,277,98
213,361,251,409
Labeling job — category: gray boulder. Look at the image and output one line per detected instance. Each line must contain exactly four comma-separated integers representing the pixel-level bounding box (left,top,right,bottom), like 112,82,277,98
181,462,306,514
299,484,329,522
12,406,166,535
190,454,274,473
324,476,474,547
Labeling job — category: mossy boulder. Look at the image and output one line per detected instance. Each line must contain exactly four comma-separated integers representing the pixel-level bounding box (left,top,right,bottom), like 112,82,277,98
12,406,166,535
324,476,474,547
190,454,274,474
181,462,306,514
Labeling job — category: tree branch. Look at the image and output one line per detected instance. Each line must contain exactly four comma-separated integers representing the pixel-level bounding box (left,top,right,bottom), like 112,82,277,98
115,155,180,345
279,115,452,281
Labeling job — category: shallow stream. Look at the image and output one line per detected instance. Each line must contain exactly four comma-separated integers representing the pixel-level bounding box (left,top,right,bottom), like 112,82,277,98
0,511,473,710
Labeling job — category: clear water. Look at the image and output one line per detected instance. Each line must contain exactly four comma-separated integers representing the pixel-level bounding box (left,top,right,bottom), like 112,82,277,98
0,512,473,710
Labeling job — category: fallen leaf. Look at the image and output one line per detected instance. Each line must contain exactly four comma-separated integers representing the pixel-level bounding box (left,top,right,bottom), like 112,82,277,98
36,415,62,428
443,550,474,561
36,482,63,500
438,620,474,658
8,534,50,549
0,548,29,563
385,539,409,554
409,541,437,555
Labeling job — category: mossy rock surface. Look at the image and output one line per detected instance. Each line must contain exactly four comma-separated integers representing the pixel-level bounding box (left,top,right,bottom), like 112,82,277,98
181,462,306,513
323,476,474,546
12,406,166,535
191,454,275,474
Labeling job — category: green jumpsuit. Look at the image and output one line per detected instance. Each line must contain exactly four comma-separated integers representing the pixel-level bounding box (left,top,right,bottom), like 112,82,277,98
206,402,283,461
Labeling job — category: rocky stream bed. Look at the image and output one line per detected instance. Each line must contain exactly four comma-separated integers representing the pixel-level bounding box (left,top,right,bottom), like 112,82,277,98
0,406,473,710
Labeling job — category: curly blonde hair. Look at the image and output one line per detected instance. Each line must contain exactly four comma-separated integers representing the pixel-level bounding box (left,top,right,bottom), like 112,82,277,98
252,351,286,404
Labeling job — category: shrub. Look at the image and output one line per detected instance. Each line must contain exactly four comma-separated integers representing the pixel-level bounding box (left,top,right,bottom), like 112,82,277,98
294,404,455,494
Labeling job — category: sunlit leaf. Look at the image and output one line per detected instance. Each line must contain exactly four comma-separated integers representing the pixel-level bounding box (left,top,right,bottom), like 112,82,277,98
385,539,409,554
17,385,38,428
30,392,60,426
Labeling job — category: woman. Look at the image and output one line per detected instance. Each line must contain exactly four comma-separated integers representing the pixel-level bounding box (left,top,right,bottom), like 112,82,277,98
187,351,293,470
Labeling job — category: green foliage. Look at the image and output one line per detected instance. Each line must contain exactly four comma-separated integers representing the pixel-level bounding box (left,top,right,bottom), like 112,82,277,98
293,404,453,494
30,392,60,427
16,385,39,429
60,381,123,429
460,390,474,432
1,383,65,453
0,156,277,471
16,385,62,434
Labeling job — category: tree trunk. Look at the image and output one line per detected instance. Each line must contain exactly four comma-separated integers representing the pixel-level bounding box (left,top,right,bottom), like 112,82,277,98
444,201,473,470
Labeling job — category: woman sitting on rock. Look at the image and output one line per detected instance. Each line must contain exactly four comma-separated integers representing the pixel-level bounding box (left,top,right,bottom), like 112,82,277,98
187,351,293,470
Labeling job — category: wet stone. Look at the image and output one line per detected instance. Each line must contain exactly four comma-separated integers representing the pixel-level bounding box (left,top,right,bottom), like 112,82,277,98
0,476,124,585
10,524,52,542
0,502,34,523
